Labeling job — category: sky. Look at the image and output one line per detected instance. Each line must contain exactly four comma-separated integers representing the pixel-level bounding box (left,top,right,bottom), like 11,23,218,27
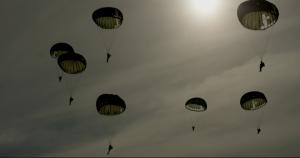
1,0,300,156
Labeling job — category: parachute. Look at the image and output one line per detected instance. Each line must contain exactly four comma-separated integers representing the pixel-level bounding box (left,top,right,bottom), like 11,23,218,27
240,91,267,110
96,94,126,115
92,7,124,63
57,52,87,74
237,0,279,71
50,43,87,74
185,97,207,112
237,0,279,30
92,7,123,30
240,91,268,134
50,42,87,106
50,42,74,59
96,94,126,155
185,97,207,132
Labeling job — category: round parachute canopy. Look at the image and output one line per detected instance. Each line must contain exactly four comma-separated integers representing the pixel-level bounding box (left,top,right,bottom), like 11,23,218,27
240,91,267,110
50,43,74,59
92,7,123,29
96,94,126,116
237,0,279,30
185,97,207,112
57,52,87,74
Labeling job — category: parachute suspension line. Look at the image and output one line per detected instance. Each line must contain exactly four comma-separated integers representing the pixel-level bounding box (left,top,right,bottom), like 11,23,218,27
183,111,193,132
69,76,78,106
102,117,116,150
101,29,119,63
193,120,197,132
100,119,112,145
100,116,117,149
58,70,64,82
53,62,63,82
257,105,266,129
99,29,118,53
261,26,275,60
192,115,197,131
106,47,111,54
183,110,197,132
106,48,112,63
258,27,274,72
96,117,113,155
63,76,75,106
109,29,118,51
108,118,117,142
108,134,113,147
108,135,112,144
191,116,196,132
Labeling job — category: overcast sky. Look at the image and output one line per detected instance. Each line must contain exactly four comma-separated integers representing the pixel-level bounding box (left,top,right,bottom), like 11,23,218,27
1,0,300,156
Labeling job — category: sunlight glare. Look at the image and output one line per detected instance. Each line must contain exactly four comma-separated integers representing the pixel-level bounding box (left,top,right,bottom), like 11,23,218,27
190,0,220,16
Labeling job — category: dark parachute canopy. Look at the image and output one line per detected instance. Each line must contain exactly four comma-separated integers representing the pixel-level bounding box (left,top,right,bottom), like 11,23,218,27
240,91,267,110
237,0,279,30
57,52,87,74
185,97,207,112
50,43,87,74
92,7,123,29
96,94,126,115
50,43,74,59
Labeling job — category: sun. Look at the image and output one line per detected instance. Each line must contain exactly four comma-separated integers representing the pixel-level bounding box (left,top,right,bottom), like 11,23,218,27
190,0,220,16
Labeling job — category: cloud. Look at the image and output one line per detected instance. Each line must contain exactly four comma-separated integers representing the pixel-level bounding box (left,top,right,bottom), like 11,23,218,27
1,0,300,156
